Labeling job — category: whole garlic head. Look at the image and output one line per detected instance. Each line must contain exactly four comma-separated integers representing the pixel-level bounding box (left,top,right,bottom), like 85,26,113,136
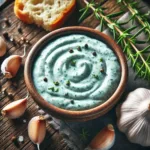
117,88,150,146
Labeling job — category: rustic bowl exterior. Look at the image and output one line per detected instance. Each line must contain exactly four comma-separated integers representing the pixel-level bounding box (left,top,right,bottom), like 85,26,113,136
24,26,128,121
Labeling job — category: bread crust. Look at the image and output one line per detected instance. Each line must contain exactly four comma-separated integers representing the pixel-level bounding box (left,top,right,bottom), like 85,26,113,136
14,0,76,31
14,0,33,23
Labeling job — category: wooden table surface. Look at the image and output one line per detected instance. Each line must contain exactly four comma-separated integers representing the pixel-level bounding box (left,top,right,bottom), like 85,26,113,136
0,0,149,150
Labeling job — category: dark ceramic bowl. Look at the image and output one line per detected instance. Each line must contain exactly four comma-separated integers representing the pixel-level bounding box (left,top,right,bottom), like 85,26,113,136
24,26,128,121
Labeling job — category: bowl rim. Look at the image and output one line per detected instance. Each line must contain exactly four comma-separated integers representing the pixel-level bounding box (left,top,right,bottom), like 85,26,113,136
24,26,128,120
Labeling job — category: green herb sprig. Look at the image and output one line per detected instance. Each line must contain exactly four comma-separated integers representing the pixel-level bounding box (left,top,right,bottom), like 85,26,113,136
118,0,150,40
80,128,89,141
80,0,150,80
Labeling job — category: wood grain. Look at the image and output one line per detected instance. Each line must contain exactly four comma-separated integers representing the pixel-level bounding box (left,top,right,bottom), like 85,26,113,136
0,0,122,149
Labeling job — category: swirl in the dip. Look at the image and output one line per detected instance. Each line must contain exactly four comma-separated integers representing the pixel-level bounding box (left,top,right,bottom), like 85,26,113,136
32,34,121,110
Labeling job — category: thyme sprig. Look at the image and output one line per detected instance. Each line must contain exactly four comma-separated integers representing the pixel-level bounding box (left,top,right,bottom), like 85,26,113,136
80,0,150,80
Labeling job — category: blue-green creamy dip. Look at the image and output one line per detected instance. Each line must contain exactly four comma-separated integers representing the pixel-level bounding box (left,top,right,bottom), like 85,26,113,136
33,34,121,110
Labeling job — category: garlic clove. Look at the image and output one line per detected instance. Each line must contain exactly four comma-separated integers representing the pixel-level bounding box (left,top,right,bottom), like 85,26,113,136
0,36,7,57
28,116,46,150
1,45,27,78
88,124,115,150
1,55,22,78
1,96,28,119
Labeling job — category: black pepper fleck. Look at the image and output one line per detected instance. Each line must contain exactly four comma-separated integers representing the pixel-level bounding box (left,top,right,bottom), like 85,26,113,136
43,77,48,82
71,100,74,104
2,31,9,40
65,93,69,96
77,46,81,51
4,18,10,26
92,52,97,56
69,49,74,53
85,44,88,48
17,26,22,33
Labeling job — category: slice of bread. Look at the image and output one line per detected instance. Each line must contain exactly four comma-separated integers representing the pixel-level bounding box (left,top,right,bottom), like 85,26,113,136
14,0,76,31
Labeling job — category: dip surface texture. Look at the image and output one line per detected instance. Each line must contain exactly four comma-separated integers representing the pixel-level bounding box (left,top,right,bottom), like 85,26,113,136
32,34,121,110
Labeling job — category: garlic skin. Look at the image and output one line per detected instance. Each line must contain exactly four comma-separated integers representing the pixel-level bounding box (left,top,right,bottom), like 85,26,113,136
87,124,115,150
0,36,7,57
1,97,28,119
117,88,150,146
28,116,46,150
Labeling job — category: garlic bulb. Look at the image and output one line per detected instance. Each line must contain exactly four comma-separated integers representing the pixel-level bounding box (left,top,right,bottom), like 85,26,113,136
86,124,115,150
117,88,150,146
1,95,28,119
0,36,7,57
1,45,26,78
28,116,46,150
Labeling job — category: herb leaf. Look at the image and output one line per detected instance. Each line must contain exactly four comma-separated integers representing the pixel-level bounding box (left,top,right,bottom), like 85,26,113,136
48,87,54,92
93,74,99,79
48,87,59,92
107,11,124,18
71,60,76,66
66,80,70,86
53,81,59,86
80,128,89,141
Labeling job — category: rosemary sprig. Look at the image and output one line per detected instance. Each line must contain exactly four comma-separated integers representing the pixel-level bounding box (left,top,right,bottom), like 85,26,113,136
80,0,150,80
118,0,150,40
79,0,95,22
